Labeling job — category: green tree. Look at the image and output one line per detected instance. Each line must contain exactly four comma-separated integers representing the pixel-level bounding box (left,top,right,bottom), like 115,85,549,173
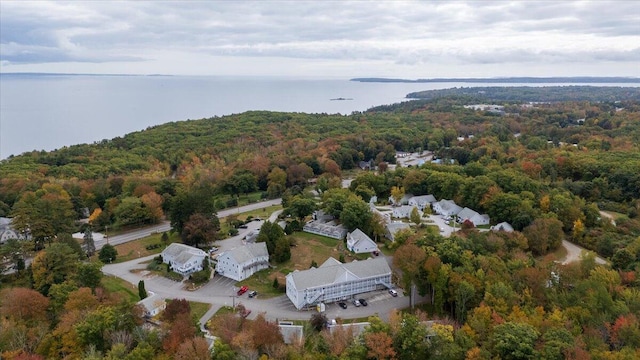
340,197,373,232
99,244,118,263
32,242,80,295
138,280,148,300
267,167,287,198
410,207,421,225
523,218,564,256
257,220,286,258
114,196,152,227
76,262,103,290
287,195,317,219
390,186,405,206
12,183,76,249
84,228,96,256
491,322,540,360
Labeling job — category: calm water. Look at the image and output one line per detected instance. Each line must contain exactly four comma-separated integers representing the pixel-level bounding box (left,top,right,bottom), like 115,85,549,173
0,75,637,159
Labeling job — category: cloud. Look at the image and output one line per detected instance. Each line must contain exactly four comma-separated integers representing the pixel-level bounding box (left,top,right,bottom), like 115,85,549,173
1,0,638,76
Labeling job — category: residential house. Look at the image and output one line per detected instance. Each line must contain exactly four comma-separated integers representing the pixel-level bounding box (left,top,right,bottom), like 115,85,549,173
392,205,420,219
0,217,29,244
385,222,411,242
303,219,348,240
138,294,166,318
388,193,413,207
456,207,490,226
358,159,375,171
491,222,514,232
432,199,463,217
286,257,392,310
215,242,270,281
408,195,436,210
346,229,378,254
161,243,208,277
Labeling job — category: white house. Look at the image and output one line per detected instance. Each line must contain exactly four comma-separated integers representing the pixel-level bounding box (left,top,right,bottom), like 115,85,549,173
408,195,436,210
138,293,166,318
346,229,378,254
0,217,29,244
456,207,490,226
388,193,413,206
215,242,269,281
385,222,411,242
161,243,208,277
491,222,514,232
432,199,463,217
392,205,420,219
286,257,392,310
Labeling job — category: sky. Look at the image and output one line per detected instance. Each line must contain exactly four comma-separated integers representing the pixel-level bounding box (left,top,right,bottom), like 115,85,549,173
1,0,639,78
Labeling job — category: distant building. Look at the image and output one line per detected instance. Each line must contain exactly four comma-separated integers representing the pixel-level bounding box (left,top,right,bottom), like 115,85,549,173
161,243,208,277
346,229,378,254
392,205,420,219
491,222,514,232
432,199,463,217
303,211,348,239
408,195,436,210
286,257,392,310
456,207,490,226
138,293,166,318
0,217,29,244
215,242,270,281
385,222,411,242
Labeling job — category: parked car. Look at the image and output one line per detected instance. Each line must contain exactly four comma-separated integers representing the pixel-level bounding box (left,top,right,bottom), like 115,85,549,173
237,285,248,296
372,250,380,256
338,301,347,309
248,290,257,298
238,225,248,229
389,289,398,297
359,299,368,306
352,299,361,307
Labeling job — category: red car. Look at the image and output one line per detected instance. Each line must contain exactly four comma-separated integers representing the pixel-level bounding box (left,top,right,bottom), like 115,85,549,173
237,285,248,296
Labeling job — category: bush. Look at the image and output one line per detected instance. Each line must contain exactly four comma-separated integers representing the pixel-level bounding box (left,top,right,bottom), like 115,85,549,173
145,243,162,250
99,244,117,263
190,267,211,284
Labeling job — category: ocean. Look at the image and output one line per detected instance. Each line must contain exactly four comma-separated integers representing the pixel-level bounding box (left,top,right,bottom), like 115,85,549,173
0,74,637,159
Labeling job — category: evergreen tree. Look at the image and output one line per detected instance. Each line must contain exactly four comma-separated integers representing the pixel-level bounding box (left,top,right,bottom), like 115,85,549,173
99,244,117,263
138,280,148,300
84,228,96,256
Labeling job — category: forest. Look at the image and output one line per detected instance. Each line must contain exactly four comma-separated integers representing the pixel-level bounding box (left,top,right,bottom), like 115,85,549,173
1,86,640,359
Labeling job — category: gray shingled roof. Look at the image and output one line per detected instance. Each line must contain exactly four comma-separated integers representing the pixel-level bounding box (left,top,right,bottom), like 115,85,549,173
162,243,207,258
289,257,391,290
228,242,268,264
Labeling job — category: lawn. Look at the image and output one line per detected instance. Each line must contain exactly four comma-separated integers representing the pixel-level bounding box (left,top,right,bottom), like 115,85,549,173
101,275,139,303
113,232,180,263
188,301,211,320
237,232,349,298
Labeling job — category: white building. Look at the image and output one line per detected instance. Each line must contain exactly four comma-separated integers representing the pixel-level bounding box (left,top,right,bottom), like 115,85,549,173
346,229,378,254
408,195,436,210
137,293,166,318
161,243,208,277
491,222,514,232
456,207,490,226
385,222,411,242
303,220,348,240
432,199,463,217
216,242,269,281
392,205,420,219
0,217,29,244
388,193,413,207
286,257,392,310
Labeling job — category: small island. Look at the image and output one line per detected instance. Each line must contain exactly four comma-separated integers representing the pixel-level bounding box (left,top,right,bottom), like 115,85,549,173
330,97,354,101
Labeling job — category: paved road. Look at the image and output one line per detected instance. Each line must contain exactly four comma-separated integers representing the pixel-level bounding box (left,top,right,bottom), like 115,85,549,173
562,240,607,265
95,198,281,250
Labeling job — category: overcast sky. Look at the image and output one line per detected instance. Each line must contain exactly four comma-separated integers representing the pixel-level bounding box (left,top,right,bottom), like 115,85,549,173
1,0,639,78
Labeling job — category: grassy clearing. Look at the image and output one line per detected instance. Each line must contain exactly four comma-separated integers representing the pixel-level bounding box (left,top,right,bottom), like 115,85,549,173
238,205,282,221
101,275,139,303
238,232,354,298
113,232,180,263
188,301,211,320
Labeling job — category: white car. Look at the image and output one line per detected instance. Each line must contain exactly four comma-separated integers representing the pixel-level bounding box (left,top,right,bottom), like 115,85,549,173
389,289,398,297
352,299,361,307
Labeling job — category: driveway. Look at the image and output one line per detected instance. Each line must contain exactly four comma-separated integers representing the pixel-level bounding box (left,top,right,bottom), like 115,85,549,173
562,240,607,265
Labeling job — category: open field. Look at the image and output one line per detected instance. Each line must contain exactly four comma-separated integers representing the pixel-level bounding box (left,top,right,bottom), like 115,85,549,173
113,232,180,263
101,275,139,303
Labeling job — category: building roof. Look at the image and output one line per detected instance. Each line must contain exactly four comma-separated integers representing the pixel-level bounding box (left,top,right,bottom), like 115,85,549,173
457,207,480,221
137,294,166,314
347,229,377,253
225,242,269,264
288,257,391,290
410,195,436,204
435,199,462,214
386,222,410,233
162,243,207,260
492,222,514,232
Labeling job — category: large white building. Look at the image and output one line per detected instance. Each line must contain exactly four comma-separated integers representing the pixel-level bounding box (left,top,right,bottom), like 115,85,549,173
456,207,490,227
215,242,269,281
346,229,378,254
286,257,392,310
161,243,208,277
